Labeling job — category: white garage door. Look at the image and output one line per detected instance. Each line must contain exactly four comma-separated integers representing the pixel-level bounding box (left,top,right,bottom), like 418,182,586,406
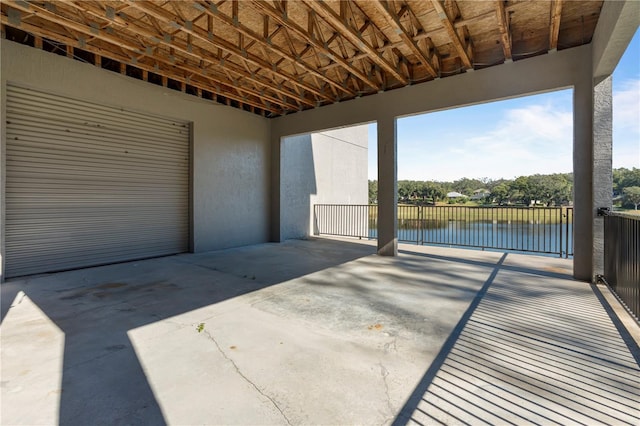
5,84,190,278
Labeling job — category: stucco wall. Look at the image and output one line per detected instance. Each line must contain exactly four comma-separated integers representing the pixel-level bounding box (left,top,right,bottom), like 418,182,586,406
280,125,368,240
0,39,271,279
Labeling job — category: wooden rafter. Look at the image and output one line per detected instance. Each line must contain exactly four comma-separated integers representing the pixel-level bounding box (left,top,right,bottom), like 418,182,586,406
430,0,473,70
124,0,332,102
4,1,286,112
193,0,356,97
369,0,439,79
251,0,379,92
0,12,279,114
300,0,408,85
67,1,308,109
549,0,563,51
495,0,512,61
1,0,604,116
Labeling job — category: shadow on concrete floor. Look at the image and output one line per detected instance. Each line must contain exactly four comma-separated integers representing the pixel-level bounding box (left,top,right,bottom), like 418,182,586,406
393,248,640,425
2,238,639,425
1,238,374,425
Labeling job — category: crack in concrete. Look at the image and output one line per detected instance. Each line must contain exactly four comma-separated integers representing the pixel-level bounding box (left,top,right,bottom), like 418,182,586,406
202,330,292,425
378,362,394,425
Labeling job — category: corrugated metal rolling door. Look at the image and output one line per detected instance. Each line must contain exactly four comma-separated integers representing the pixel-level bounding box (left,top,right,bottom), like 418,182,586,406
5,84,190,278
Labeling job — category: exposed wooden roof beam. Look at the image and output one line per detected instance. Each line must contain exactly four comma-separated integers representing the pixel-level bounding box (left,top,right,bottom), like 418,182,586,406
67,1,311,109
124,0,332,102
495,0,512,61
251,0,379,92
369,0,439,79
3,2,287,113
0,12,281,114
300,0,408,85
194,0,355,97
549,0,563,51
430,0,473,70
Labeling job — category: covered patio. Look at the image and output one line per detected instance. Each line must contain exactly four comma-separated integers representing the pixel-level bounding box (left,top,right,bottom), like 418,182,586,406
2,238,638,425
1,1,639,424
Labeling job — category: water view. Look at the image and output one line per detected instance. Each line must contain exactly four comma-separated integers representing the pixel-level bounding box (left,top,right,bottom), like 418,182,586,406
369,220,574,258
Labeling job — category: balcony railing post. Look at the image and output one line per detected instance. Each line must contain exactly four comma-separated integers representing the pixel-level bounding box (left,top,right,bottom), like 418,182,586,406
417,205,422,245
559,207,563,258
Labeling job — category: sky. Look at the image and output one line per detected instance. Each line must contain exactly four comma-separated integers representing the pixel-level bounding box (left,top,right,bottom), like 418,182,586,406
368,29,640,181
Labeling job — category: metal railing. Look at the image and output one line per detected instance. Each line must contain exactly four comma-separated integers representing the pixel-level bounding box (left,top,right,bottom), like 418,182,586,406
602,212,639,320
313,204,574,258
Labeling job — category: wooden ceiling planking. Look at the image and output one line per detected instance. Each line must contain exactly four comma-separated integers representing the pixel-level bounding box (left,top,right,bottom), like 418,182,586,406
1,0,604,117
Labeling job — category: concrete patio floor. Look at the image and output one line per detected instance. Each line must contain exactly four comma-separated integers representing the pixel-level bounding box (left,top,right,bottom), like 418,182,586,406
1,237,639,425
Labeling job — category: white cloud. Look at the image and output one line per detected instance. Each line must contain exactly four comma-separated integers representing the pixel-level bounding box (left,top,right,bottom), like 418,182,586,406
613,78,640,168
376,82,639,181
401,101,574,181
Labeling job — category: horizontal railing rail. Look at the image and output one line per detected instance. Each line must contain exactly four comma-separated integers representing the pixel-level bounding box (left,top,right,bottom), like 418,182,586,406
313,204,574,258
602,211,639,320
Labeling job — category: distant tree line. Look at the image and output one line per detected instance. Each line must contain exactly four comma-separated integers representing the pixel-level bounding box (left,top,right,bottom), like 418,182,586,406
614,167,640,210
368,167,640,209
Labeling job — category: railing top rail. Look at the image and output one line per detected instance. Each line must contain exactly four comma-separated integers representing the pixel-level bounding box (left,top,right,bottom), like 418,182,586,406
608,211,640,220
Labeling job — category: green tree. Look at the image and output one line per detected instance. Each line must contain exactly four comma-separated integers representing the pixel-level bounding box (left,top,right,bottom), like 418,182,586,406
419,181,445,203
526,174,572,206
614,168,640,195
510,176,531,205
397,180,413,201
368,180,378,204
548,173,572,206
623,186,640,210
490,183,510,205
451,177,486,196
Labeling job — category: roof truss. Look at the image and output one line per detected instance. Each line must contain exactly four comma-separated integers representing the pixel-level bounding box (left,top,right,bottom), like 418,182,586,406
1,0,603,116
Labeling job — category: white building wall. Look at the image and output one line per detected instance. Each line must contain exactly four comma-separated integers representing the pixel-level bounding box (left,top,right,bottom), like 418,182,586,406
280,125,368,240
0,40,272,280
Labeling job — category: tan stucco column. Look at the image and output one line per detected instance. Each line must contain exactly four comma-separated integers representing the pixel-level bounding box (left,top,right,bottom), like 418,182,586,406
574,59,614,282
377,116,397,256
270,133,282,242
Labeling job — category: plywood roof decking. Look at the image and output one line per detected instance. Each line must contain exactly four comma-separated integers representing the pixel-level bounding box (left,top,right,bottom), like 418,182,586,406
1,0,603,117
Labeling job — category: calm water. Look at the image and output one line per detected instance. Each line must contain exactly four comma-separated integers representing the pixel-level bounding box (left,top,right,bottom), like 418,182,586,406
369,221,574,257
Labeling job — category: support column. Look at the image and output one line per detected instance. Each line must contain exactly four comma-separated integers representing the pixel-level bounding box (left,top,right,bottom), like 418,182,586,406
377,116,397,256
574,55,613,282
592,75,613,277
573,61,594,281
270,133,282,242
